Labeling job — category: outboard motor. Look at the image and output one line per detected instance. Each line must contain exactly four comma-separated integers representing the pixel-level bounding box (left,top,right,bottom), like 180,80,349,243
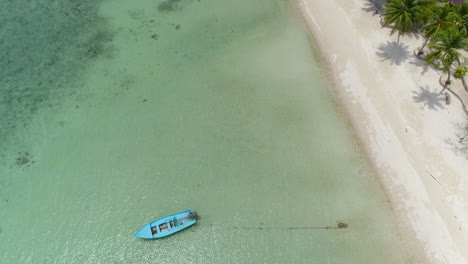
188,211,198,219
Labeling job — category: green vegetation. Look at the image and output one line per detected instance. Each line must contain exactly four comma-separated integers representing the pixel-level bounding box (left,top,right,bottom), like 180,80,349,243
426,27,468,88
454,65,468,91
382,0,468,93
418,3,455,54
454,65,468,78
382,0,435,42
452,2,468,35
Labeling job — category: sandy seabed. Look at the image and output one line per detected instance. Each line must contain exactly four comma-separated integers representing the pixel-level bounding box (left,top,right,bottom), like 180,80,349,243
293,0,468,263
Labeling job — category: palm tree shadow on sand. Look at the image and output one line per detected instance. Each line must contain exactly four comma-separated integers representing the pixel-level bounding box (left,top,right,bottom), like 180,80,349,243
362,0,385,13
376,41,410,65
409,57,430,75
444,121,468,160
412,86,444,110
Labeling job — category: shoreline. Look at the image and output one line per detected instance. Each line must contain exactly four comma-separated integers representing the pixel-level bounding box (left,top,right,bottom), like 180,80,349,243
292,0,468,263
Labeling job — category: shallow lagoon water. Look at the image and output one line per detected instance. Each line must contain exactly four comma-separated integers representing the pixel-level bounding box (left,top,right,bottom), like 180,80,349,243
0,0,413,263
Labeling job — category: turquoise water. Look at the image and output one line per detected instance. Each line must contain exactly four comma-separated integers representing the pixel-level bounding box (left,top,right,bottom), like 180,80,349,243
0,0,413,263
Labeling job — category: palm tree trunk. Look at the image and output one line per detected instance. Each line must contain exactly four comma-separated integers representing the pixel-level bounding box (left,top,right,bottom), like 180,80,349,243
440,71,452,94
446,71,452,85
439,72,452,94
417,37,430,56
447,88,468,116
462,77,468,93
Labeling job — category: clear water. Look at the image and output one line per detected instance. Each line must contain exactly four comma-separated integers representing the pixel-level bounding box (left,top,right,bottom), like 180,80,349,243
0,0,412,263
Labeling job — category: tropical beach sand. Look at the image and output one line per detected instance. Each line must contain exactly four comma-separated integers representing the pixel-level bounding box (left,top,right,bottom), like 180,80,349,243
294,0,468,263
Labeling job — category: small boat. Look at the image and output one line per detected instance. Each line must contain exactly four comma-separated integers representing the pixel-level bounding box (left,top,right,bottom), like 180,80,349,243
134,209,198,239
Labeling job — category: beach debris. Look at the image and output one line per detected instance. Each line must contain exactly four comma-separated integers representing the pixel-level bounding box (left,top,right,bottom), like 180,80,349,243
445,92,450,105
425,170,442,186
337,221,349,229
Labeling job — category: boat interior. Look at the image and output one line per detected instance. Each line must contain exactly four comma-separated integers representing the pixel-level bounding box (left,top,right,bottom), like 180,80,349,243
152,217,188,235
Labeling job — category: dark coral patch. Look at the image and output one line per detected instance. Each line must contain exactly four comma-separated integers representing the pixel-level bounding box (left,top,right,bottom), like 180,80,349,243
15,152,33,166
157,0,195,12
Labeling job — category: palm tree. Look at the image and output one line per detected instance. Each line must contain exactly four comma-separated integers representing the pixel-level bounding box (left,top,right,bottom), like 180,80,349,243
383,0,436,43
425,26,468,91
452,2,468,35
417,3,456,55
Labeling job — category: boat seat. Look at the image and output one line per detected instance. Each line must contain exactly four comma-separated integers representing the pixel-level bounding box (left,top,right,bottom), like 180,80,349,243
159,223,168,232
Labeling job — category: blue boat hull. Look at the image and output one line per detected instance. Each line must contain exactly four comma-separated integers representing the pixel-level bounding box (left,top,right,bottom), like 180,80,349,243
134,209,197,239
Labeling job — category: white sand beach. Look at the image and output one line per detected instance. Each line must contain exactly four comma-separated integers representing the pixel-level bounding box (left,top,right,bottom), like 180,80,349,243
293,0,468,263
